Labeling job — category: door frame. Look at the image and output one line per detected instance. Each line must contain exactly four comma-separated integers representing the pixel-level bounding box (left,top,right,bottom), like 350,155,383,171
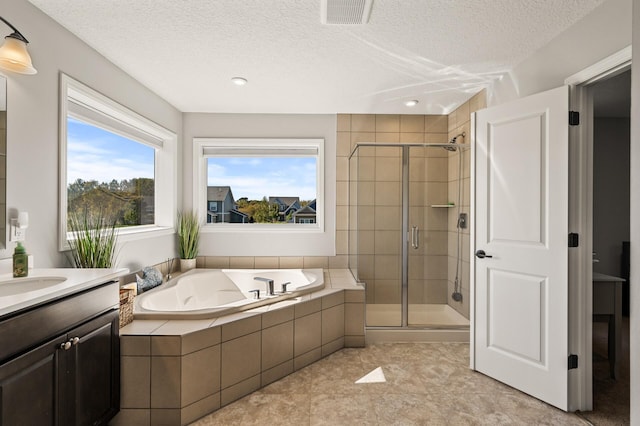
564,45,631,411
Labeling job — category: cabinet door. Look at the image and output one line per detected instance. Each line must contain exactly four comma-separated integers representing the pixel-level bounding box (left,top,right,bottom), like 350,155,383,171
0,335,67,426
67,309,119,426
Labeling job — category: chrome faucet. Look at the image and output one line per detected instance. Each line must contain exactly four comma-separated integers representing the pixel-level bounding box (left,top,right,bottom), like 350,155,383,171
254,277,275,296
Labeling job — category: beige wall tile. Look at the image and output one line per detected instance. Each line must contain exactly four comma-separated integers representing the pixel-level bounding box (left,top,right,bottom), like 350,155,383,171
294,311,322,356
262,305,294,328
262,321,294,370
448,110,457,132
295,298,322,318
303,256,329,269
336,156,349,181
409,182,425,207
374,206,401,231
221,332,261,389
151,336,181,356
181,393,221,425
328,255,349,269
337,114,351,132
220,375,261,407
182,325,221,355
181,345,221,406
336,132,351,157
374,181,402,206
279,257,304,268
408,279,425,303
345,303,365,336
375,132,400,144
400,115,425,133
456,102,470,128
425,231,448,256
151,356,181,408
262,360,294,387
205,256,230,269
294,347,322,371
322,337,345,357
221,316,261,342
375,115,400,132
425,133,449,145
424,279,448,303
373,279,401,304
374,255,401,280
150,409,180,425
254,257,280,269
121,356,151,408
351,114,376,132
400,132,424,143
351,132,376,152
425,115,448,133
344,335,365,348
322,304,345,345
336,180,349,206
336,206,349,230
375,157,401,181
423,255,448,280
409,157,425,182
424,207,448,231
426,157,448,182
355,181,375,205
425,182,448,205
374,230,401,255
345,289,365,303
336,230,348,255
229,257,255,269
321,291,344,309
121,336,150,356
356,156,376,181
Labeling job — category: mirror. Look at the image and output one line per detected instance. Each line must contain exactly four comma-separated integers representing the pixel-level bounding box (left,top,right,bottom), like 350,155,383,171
0,75,5,249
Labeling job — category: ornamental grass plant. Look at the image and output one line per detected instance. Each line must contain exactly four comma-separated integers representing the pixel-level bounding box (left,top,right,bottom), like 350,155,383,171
68,209,118,268
178,210,200,259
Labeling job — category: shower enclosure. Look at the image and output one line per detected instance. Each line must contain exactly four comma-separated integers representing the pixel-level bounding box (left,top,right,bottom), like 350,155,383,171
349,142,470,329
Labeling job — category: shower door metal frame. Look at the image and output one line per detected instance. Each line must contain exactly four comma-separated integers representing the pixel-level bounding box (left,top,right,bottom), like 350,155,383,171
350,142,465,329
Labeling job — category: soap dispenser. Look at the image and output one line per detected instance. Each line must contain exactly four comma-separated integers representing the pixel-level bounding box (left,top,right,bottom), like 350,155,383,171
13,242,28,277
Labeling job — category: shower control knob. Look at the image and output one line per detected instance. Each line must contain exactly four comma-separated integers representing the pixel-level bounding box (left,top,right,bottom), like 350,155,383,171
475,250,493,259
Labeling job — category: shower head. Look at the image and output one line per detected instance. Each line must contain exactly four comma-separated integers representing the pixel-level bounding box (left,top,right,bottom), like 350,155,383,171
444,132,466,151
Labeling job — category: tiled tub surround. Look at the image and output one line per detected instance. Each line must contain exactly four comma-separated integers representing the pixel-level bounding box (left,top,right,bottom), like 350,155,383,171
134,268,325,320
112,269,364,426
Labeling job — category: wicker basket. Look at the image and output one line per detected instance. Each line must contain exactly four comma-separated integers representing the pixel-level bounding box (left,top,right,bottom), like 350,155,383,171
119,288,135,328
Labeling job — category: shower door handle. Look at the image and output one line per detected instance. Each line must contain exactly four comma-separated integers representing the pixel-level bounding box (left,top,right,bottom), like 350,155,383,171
411,226,419,250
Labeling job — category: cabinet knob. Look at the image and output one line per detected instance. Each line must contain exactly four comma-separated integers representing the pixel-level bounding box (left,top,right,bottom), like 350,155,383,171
60,341,72,350
71,337,80,346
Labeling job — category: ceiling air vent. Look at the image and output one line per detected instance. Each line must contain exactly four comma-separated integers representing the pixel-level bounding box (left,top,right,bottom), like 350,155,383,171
321,0,374,25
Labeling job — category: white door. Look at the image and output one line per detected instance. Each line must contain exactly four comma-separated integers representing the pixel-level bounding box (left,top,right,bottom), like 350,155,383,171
474,86,569,410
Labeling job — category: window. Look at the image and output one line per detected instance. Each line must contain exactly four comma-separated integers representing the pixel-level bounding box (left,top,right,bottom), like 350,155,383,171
59,74,177,250
193,138,334,257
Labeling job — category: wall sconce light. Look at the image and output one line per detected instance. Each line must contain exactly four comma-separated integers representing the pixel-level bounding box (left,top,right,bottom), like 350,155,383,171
0,16,37,75
10,211,29,242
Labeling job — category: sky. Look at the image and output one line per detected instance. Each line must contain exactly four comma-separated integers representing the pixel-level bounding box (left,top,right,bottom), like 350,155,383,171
208,157,317,201
66,117,155,184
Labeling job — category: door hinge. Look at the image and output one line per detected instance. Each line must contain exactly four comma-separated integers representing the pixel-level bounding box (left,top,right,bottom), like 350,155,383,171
568,354,579,370
569,111,580,126
568,233,579,248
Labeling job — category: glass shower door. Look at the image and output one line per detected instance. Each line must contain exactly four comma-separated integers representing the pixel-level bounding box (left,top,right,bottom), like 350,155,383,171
351,145,403,327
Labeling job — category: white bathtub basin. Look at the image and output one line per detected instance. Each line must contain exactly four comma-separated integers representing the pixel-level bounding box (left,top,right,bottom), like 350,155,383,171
0,276,67,297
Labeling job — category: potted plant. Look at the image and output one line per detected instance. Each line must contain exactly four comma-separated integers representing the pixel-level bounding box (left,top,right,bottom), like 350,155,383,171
67,209,118,268
177,210,200,272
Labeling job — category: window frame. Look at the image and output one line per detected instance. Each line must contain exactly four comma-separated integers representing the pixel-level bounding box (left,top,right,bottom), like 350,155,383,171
58,73,177,251
193,137,335,257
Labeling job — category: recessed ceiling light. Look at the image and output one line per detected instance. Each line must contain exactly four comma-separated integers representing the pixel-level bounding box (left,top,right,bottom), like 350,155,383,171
404,100,419,107
231,77,248,86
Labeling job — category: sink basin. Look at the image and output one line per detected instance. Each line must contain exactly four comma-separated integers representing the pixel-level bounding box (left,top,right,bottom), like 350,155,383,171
0,276,67,297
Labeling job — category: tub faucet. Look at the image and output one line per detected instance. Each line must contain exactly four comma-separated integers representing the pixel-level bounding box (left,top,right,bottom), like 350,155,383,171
254,277,275,296
280,282,290,293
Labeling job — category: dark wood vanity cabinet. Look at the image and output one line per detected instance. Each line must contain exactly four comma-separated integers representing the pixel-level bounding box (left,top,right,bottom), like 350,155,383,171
0,281,120,426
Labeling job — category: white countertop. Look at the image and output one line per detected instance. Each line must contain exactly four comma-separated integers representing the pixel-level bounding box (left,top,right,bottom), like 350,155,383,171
0,268,129,318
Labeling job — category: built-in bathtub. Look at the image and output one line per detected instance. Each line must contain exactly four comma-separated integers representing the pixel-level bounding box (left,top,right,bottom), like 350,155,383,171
134,268,324,320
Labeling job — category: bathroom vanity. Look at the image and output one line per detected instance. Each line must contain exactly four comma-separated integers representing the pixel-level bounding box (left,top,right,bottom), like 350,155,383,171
0,268,127,425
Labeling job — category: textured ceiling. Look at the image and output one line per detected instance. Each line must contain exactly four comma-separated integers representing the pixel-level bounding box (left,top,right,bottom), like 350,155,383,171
28,0,606,114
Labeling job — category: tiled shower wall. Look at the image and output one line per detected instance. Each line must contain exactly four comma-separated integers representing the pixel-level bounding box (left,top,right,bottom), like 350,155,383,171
446,91,486,319
338,114,450,305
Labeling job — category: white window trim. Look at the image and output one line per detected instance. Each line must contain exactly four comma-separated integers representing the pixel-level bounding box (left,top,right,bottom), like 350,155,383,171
59,73,177,251
193,137,335,257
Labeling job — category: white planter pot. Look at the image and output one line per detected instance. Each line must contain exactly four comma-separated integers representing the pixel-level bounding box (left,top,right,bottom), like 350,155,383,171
180,258,196,272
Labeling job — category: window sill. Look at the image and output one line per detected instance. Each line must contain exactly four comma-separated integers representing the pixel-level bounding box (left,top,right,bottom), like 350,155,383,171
202,224,322,233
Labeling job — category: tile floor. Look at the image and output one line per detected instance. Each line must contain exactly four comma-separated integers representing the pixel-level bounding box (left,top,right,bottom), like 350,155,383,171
192,342,589,425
